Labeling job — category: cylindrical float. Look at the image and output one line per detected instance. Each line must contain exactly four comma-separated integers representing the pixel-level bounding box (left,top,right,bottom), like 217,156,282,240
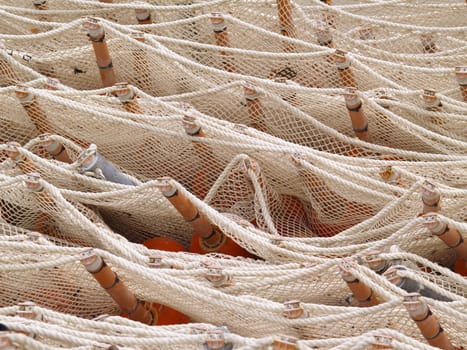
77,144,137,186
421,180,440,215
338,259,379,307
83,18,116,87
343,88,370,142
243,82,267,132
276,0,295,38
135,9,152,25
272,336,298,350
22,173,58,236
114,82,143,114
210,13,237,73
333,49,357,88
361,251,391,275
44,77,60,90
155,177,252,257
15,86,52,134
4,142,38,175
80,249,157,325
282,300,308,319
38,134,73,164
403,293,455,350
422,89,443,112
423,213,466,276
383,265,452,301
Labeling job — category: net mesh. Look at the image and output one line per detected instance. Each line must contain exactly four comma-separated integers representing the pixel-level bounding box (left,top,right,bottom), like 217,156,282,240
0,0,466,349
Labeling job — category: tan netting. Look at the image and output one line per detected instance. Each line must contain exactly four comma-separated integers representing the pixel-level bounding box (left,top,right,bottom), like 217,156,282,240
0,1,466,349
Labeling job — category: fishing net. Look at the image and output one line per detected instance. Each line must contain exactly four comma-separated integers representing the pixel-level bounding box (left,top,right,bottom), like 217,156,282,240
0,225,466,346
0,305,451,349
0,0,465,349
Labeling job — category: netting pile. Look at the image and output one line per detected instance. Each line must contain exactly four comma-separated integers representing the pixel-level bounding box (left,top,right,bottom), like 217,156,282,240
0,0,466,349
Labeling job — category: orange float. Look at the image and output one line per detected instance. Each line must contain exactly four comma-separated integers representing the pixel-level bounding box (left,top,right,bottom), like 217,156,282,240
404,293,456,350
210,13,237,73
155,177,253,258
4,142,38,174
143,236,190,325
454,258,467,276
80,249,190,325
423,213,466,276
244,82,267,132
339,259,379,307
121,302,190,325
151,303,190,325
83,18,116,88
135,9,152,25
343,88,370,142
15,86,53,135
114,82,144,114
182,114,220,200
38,134,73,164
276,0,294,38
189,229,251,257
333,50,357,88
143,237,186,252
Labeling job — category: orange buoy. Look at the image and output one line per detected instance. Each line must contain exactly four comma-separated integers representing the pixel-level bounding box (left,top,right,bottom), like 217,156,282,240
403,293,456,349
333,49,357,88
343,88,370,143
142,238,191,324
189,230,252,257
210,13,237,73
83,18,116,88
121,303,190,325
423,213,466,276
339,259,379,307
143,237,186,252
152,303,191,325
182,114,220,200
155,177,253,258
80,249,189,325
454,258,467,276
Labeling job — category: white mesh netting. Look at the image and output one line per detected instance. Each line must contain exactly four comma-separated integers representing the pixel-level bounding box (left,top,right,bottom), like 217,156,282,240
0,0,466,349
